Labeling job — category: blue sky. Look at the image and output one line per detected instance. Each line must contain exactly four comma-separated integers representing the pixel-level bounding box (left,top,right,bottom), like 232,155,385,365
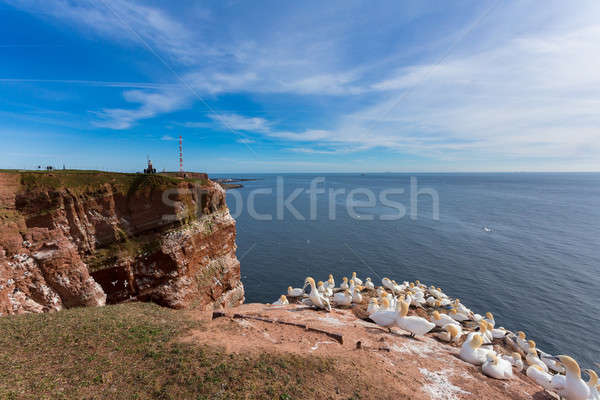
1,0,599,173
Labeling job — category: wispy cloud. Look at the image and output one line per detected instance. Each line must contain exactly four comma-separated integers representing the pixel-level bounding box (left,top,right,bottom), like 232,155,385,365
93,88,189,129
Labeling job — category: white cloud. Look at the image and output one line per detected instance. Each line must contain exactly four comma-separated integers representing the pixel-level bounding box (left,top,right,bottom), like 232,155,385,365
236,138,255,144
93,89,189,129
207,114,271,133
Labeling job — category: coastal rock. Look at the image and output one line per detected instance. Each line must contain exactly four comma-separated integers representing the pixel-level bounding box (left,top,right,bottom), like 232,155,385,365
0,171,244,316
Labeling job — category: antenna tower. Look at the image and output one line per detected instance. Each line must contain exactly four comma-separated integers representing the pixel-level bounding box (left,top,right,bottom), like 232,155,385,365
178,136,184,174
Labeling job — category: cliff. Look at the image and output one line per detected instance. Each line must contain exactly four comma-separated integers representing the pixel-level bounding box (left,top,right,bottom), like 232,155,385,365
0,170,244,316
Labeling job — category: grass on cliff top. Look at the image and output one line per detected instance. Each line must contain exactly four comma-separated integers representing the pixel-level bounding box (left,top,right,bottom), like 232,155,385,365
10,170,209,196
0,303,337,400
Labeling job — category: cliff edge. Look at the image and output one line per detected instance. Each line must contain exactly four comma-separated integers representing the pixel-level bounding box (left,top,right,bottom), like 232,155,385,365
0,170,244,316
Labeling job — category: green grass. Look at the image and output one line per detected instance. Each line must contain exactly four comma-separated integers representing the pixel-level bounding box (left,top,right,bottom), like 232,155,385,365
0,303,336,400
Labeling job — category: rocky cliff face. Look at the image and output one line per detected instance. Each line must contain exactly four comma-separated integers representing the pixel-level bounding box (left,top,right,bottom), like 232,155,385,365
0,171,244,316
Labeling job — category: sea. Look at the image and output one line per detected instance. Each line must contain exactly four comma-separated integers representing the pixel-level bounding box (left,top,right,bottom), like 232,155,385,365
215,173,600,369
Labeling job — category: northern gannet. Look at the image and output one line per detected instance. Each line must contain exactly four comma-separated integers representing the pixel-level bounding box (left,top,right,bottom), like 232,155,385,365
490,325,508,339
351,272,363,286
479,321,493,344
426,296,437,307
369,300,399,331
483,312,495,328
460,334,494,365
550,355,590,400
453,299,472,316
272,295,289,306
317,280,333,297
317,281,325,294
287,286,304,297
433,323,463,344
396,300,435,337
525,341,548,372
367,298,379,314
351,286,363,303
526,365,552,390
326,274,335,290
303,277,331,312
515,331,530,353
502,352,524,372
340,277,349,290
482,353,513,380
538,349,565,374
382,277,394,292
364,277,375,290
333,289,352,306
379,297,393,312
449,308,471,322
431,310,459,328
584,369,600,400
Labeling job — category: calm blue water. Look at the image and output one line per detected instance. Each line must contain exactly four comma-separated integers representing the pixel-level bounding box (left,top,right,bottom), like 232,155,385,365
216,173,600,368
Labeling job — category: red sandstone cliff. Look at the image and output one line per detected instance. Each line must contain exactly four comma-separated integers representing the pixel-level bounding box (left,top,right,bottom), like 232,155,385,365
0,171,244,316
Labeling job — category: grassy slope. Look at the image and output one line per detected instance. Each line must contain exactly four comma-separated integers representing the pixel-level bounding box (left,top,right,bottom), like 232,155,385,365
0,303,337,400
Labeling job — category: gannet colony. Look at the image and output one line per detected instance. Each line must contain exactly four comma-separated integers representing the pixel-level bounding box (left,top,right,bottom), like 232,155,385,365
270,273,599,400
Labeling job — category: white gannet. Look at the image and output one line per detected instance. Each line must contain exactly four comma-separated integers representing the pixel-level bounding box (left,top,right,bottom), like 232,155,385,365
317,281,325,294
453,299,472,316
449,308,471,322
482,352,513,380
526,365,553,390
526,341,548,372
433,323,463,344
303,277,331,312
550,355,590,400
426,296,437,307
364,277,375,290
379,297,393,312
516,331,530,353
351,286,363,303
340,277,349,290
317,280,333,297
502,352,524,372
479,321,493,344
460,334,494,365
326,274,335,290
491,326,509,339
436,286,449,299
351,272,363,286
369,300,400,331
429,286,443,299
384,292,397,310
483,312,495,328
272,295,289,306
382,277,394,292
431,310,459,328
392,280,404,293
287,286,304,297
584,369,600,400
396,300,435,337
367,298,380,314
333,289,353,306
538,349,565,374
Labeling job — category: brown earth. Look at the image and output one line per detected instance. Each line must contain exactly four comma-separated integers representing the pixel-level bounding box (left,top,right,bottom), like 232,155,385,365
183,303,556,400
0,171,244,316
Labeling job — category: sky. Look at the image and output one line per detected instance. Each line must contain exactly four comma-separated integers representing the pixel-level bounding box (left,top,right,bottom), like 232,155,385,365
1,0,599,173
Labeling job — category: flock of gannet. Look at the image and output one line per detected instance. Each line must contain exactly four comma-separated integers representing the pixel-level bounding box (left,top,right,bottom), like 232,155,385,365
271,273,599,400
